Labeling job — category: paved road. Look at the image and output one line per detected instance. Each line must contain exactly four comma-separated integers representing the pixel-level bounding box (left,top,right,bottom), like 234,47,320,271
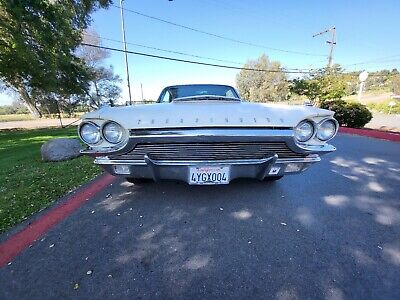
1,134,399,299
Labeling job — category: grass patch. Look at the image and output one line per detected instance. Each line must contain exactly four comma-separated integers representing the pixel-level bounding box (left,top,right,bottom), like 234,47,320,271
0,114,34,122
0,127,101,233
367,99,400,114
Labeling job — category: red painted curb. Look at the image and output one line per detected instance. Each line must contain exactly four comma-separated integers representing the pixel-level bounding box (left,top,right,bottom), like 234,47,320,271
339,127,400,142
0,173,116,268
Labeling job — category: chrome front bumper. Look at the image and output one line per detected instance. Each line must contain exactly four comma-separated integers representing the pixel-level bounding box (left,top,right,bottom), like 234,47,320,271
95,155,321,183
83,128,335,183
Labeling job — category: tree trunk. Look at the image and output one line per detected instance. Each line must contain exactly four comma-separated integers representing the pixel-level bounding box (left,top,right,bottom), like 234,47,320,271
17,85,42,118
93,81,100,108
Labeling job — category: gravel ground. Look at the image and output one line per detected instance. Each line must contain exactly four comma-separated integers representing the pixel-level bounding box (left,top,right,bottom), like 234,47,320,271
0,118,80,130
365,113,400,132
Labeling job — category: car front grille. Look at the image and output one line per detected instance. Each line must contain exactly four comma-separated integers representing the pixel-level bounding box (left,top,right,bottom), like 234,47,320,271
109,142,306,161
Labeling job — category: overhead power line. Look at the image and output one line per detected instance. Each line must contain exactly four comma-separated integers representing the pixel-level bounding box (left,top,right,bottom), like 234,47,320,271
84,33,327,72
342,55,400,67
81,42,315,74
110,4,325,57
81,43,391,77
85,33,243,65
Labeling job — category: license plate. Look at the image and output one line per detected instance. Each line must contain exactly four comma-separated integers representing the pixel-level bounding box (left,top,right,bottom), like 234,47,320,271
189,166,230,185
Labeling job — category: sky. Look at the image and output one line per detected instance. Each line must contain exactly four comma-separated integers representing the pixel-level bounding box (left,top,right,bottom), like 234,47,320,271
1,0,400,105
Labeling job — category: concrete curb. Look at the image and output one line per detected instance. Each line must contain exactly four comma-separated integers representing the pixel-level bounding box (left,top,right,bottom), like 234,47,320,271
339,127,400,142
0,173,116,268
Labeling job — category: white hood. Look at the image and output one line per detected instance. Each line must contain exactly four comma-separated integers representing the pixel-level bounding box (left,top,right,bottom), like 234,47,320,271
83,101,334,129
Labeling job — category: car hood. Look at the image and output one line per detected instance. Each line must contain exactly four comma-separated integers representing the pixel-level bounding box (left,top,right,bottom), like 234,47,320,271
83,101,334,129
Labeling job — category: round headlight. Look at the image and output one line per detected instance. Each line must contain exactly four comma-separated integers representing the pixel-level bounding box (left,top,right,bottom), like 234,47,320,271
317,119,337,141
294,121,314,142
79,122,101,145
102,122,124,144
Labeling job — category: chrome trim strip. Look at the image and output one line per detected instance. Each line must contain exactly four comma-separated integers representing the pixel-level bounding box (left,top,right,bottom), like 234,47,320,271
294,143,336,152
130,128,293,137
95,158,147,165
276,156,321,163
144,155,278,166
94,155,321,166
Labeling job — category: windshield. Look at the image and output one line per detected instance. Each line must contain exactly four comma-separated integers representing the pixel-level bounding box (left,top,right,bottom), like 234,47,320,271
158,84,240,103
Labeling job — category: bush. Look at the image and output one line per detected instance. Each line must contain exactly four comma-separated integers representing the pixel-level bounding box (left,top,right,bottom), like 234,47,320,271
320,100,373,128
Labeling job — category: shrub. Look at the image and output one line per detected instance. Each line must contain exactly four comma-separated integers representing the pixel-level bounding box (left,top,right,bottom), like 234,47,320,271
320,100,372,128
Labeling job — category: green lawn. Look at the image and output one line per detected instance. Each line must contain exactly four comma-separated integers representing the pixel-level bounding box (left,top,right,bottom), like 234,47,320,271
367,99,400,114
0,127,101,233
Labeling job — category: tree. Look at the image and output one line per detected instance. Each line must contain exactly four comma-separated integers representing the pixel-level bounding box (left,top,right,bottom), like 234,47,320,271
289,78,320,102
76,31,121,108
0,99,29,115
290,65,347,103
236,54,289,102
0,0,111,117
78,65,121,109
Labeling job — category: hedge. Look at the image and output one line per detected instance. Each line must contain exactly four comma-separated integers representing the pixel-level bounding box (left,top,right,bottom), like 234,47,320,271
320,100,372,128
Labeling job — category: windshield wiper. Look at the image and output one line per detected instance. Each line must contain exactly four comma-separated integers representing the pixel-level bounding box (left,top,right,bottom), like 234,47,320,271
173,95,241,101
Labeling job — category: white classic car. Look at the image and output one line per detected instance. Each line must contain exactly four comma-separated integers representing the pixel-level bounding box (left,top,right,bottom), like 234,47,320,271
78,84,338,185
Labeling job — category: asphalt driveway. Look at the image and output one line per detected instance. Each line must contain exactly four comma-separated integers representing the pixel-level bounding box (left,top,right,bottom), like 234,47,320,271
1,134,399,299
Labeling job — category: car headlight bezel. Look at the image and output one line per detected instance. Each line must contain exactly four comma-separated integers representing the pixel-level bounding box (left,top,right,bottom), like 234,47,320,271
294,120,315,143
79,122,101,145
102,121,125,144
316,118,338,141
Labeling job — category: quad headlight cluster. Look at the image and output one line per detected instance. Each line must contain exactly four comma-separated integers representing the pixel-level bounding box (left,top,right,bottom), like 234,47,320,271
79,121,125,145
294,118,338,143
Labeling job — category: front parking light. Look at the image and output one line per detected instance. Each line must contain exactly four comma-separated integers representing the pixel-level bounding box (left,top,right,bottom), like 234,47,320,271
114,165,130,175
285,163,304,173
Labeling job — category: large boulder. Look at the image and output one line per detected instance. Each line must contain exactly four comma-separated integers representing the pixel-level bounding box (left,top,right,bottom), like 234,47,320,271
41,138,82,162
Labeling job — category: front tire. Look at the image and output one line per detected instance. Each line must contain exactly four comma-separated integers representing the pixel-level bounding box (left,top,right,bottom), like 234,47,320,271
125,177,152,185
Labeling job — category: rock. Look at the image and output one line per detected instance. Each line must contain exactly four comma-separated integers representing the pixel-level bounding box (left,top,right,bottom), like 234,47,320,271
41,138,82,162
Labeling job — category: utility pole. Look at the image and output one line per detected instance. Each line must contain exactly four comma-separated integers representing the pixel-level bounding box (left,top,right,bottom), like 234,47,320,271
313,26,336,68
119,0,132,105
141,83,144,101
